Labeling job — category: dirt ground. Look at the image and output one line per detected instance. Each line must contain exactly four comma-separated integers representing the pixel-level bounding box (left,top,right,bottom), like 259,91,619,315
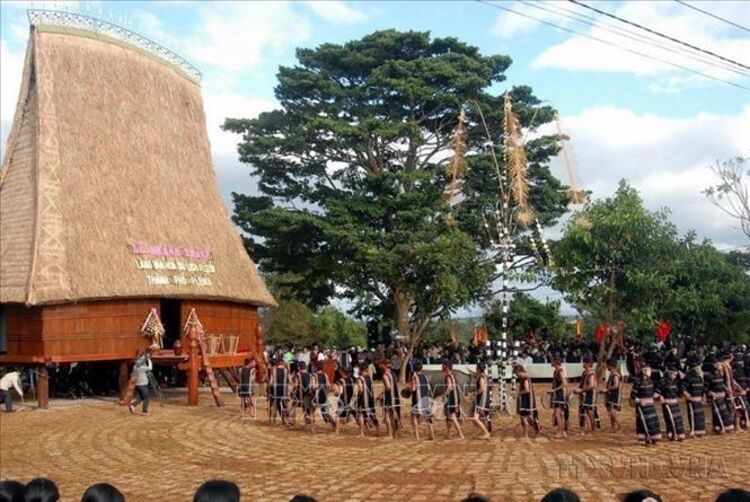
1,383,748,501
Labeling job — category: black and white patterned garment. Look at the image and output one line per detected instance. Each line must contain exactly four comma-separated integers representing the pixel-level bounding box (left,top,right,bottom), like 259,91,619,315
606,369,621,412
382,369,401,419
315,371,334,424
732,363,749,429
516,374,541,432
707,371,734,433
658,375,685,440
356,374,379,426
411,372,433,423
681,368,706,437
238,367,255,398
443,372,461,420
336,376,356,421
630,375,662,442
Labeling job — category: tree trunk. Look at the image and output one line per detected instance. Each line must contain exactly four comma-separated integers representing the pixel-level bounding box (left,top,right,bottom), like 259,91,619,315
596,267,617,382
394,291,411,383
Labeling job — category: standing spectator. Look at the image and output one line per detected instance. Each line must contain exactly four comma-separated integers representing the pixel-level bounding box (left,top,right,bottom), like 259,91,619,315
0,370,23,413
128,348,153,415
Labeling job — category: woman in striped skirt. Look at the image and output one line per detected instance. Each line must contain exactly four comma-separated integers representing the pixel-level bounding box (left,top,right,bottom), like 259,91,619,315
604,359,621,432
356,364,380,437
658,367,685,441
681,354,706,438
380,359,401,439
470,362,492,439
314,367,335,430
630,362,661,446
514,364,541,439
550,357,569,438
410,361,435,440
706,355,734,434
731,354,749,431
442,361,465,440
238,357,256,419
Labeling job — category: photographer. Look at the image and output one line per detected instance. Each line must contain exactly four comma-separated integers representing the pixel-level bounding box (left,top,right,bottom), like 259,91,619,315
128,347,153,415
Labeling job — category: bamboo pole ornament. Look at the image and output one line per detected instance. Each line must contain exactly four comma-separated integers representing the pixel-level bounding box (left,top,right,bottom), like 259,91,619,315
503,96,533,226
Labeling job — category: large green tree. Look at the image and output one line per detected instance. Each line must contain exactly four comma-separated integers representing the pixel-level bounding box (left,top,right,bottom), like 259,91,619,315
225,31,569,370
663,233,750,343
552,181,677,335
553,181,750,344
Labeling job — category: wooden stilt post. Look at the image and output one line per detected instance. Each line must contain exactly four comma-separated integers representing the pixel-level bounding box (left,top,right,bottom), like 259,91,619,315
187,325,200,406
118,361,129,401
37,365,49,409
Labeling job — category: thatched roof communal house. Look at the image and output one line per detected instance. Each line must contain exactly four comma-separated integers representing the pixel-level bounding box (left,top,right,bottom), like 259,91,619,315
0,10,276,406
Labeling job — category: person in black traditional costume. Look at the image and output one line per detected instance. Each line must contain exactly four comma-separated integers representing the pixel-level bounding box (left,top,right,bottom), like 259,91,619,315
470,362,492,440
706,353,734,434
409,361,435,440
630,360,662,446
293,361,316,433
681,353,706,438
334,367,356,433
238,357,256,419
550,356,568,438
658,365,686,441
442,360,465,440
380,359,401,439
604,358,621,432
514,363,541,439
269,357,291,425
731,350,749,431
356,363,380,437
315,366,335,430
575,357,599,434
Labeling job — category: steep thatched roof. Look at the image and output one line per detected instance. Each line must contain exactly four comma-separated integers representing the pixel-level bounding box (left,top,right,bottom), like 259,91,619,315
0,16,276,308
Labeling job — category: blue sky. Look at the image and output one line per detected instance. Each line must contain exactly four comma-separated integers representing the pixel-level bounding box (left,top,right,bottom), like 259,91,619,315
1,1,748,260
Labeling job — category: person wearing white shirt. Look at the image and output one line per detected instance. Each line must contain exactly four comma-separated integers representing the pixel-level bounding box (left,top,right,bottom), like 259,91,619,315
0,371,23,412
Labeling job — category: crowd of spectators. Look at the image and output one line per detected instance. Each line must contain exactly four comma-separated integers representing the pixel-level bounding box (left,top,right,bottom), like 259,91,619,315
267,330,747,382
2,478,749,502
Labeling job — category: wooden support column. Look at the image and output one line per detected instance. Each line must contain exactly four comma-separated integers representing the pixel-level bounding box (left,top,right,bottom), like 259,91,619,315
187,327,200,406
118,361,129,401
37,365,49,409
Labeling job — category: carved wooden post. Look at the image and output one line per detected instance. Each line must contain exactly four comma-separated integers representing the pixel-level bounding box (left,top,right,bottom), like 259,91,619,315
37,365,49,409
187,325,200,406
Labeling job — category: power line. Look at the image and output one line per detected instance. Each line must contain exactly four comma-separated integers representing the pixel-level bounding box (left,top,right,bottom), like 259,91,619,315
520,0,749,78
476,0,750,92
568,0,750,72
673,0,750,34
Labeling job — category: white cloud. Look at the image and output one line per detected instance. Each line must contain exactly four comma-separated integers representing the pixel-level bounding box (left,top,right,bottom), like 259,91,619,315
544,104,750,247
304,1,365,25
491,1,572,39
517,1,750,90
185,2,311,73
203,90,276,158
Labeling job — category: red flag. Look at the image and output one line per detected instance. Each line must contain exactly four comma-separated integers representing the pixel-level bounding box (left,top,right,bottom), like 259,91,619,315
595,324,607,344
656,320,672,343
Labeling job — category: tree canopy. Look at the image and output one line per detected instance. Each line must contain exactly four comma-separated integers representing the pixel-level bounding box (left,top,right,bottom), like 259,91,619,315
225,30,569,359
553,180,750,342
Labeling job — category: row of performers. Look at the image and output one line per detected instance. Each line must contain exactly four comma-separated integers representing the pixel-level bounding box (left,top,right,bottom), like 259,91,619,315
234,352,749,443
544,352,749,445
237,358,493,440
